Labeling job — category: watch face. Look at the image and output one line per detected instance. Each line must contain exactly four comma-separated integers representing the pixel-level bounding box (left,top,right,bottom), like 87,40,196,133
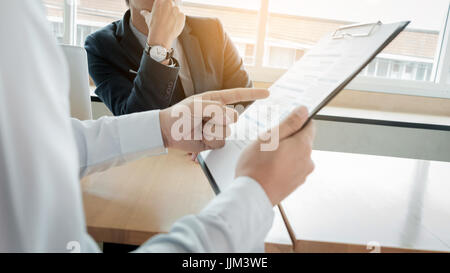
150,46,167,62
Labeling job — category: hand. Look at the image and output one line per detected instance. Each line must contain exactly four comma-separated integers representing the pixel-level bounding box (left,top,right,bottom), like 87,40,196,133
141,0,185,50
159,88,270,153
235,107,316,206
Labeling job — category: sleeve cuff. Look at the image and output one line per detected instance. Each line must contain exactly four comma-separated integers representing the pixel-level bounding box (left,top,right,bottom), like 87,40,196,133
116,110,168,157
200,176,275,252
140,52,180,75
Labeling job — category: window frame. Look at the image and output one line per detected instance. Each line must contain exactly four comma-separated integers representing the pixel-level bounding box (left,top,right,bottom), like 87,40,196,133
52,0,450,99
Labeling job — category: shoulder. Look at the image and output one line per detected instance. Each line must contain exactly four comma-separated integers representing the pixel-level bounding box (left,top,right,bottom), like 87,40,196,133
186,16,224,37
84,20,121,53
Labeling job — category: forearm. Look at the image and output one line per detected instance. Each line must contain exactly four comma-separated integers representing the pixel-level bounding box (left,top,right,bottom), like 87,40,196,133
72,110,167,178
85,36,180,115
125,53,180,113
135,177,274,253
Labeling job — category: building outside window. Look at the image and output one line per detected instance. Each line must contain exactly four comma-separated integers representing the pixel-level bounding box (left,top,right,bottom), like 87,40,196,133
182,0,260,66
42,0,450,98
266,0,446,82
43,0,64,43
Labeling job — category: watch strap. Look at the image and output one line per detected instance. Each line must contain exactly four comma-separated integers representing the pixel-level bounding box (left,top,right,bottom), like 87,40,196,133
145,42,151,55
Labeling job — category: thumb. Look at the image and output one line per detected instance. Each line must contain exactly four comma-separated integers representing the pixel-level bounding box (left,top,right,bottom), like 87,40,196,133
277,106,309,140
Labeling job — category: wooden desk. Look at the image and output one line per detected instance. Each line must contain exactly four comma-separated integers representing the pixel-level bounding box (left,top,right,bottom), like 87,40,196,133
81,149,292,252
281,150,450,253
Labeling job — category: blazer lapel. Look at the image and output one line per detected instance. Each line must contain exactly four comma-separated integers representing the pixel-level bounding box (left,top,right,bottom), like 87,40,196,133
116,10,143,69
180,22,209,93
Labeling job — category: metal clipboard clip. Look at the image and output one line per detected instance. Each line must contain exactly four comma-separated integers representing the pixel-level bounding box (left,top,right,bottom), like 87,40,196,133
332,21,382,39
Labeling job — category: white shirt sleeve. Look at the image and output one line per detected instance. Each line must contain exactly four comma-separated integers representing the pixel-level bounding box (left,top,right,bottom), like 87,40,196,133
135,177,275,253
72,111,167,178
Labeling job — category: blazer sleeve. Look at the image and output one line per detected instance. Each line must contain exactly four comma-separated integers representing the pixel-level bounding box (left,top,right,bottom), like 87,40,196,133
216,19,253,89
85,35,180,116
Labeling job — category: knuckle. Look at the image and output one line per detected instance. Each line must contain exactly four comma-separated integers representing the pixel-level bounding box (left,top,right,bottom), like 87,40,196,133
286,117,299,133
290,113,302,126
286,113,304,133
292,110,305,123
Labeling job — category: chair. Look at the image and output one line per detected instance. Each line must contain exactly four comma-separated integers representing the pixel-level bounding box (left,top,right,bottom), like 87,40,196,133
60,45,93,120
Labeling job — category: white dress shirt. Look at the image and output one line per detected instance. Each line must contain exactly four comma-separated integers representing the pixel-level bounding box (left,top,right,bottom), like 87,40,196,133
0,0,274,253
130,17,196,97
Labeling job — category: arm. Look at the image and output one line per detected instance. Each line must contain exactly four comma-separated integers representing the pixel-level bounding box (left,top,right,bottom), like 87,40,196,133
136,177,274,253
217,19,253,89
85,36,180,115
73,88,269,178
136,106,315,253
72,111,167,178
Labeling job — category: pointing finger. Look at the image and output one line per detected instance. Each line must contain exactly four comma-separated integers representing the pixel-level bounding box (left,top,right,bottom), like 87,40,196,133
200,88,270,105
192,99,239,125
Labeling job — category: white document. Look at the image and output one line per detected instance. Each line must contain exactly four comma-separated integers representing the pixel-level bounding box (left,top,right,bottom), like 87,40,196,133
200,21,409,193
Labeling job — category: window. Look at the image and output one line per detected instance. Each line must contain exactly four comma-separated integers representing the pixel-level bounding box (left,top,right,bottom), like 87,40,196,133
43,0,64,43
266,46,294,68
76,0,128,46
265,0,448,83
182,0,260,65
43,0,450,99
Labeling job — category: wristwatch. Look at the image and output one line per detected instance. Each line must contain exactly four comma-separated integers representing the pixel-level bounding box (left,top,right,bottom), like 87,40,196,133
145,43,174,63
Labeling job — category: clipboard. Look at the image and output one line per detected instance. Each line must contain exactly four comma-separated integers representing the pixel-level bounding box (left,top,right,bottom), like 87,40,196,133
332,21,382,39
303,21,409,128
199,21,410,195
